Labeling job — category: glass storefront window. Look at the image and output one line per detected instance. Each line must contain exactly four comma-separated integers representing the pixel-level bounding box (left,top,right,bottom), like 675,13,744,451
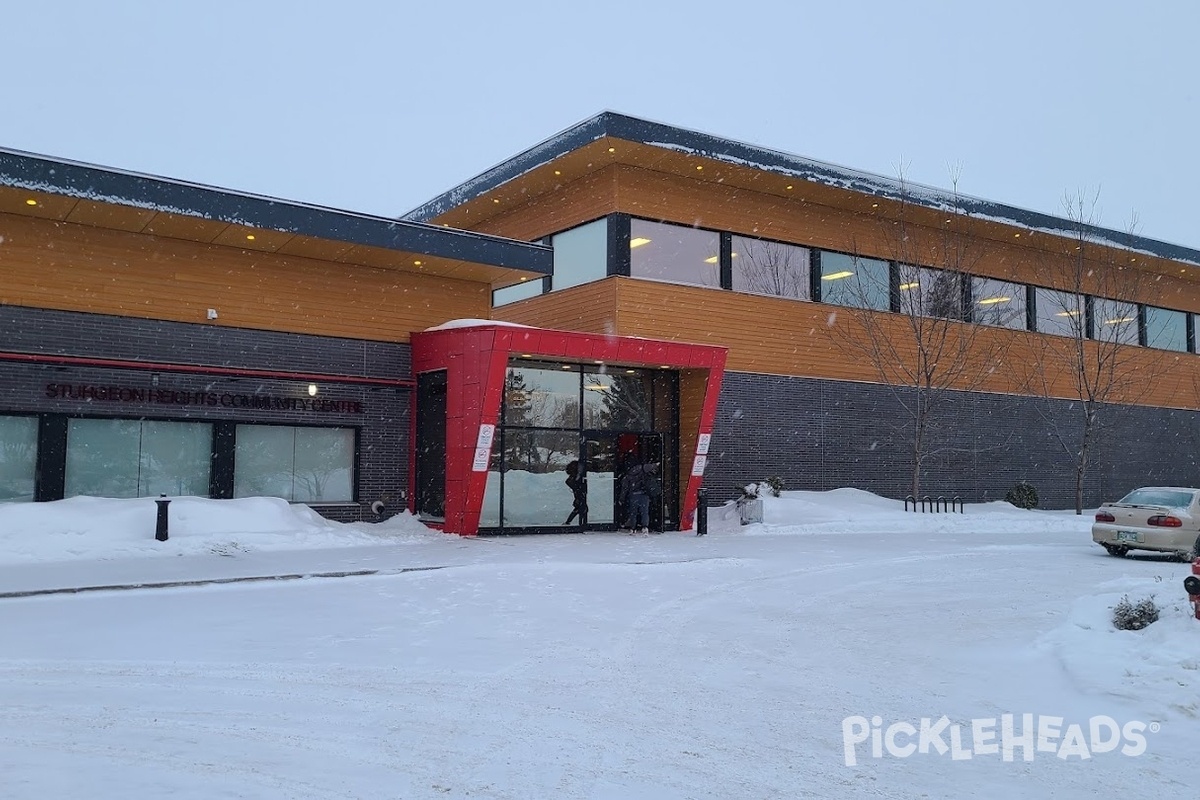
1035,289,1084,337
898,266,964,319
504,363,582,429
234,425,354,502
1145,307,1188,351
972,277,1027,329
552,218,608,291
0,416,38,503
498,430,578,527
820,252,890,310
1094,298,1139,345
481,358,678,531
65,419,212,498
731,236,811,300
583,368,654,431
630,219,720,288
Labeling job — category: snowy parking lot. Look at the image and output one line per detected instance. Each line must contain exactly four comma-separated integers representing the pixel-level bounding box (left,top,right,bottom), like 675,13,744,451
0,490,1196,799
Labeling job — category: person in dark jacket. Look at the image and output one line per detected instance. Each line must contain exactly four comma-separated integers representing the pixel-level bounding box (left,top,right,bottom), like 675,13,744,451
563,460,587,525
619,461,660,533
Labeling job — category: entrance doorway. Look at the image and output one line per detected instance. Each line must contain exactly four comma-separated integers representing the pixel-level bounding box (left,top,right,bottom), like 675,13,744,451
581,431,666,531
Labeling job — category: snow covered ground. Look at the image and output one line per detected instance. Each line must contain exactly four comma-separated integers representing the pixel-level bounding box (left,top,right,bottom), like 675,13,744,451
0,489,1197,799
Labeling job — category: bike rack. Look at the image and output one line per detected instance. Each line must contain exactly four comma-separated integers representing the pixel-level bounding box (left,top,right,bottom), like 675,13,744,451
904,494,963,513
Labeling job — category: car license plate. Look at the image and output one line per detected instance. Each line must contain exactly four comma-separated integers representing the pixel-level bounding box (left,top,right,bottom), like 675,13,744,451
1116,531,1140,543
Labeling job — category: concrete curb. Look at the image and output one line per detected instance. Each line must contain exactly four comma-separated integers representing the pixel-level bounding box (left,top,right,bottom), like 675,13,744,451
0,564,449,599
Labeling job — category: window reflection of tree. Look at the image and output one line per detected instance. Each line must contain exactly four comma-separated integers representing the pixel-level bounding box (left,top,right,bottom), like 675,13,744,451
503,372,539,470
292,430,352,502
734,239,809,298
597,374,652,431
927,270,964,320
0,434,36,500
67,420,140,497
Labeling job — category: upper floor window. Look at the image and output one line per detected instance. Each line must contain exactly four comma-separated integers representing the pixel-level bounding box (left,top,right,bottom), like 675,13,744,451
1093,298,1139,345
552,218,608,291
493,277,546,307
819,252,890,311
897,265,965,319
630,219,720,289
1035,289,1085,337
1145,306,1189,351
731,236,811,300
972,276,1027,329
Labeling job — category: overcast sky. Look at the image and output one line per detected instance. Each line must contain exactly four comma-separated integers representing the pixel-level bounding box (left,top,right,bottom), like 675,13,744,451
4,2,1196,247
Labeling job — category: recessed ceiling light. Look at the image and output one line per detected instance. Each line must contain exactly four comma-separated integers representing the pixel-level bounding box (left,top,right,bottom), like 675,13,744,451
871,202,878,208
561,364,572,370
629,237,652,249
246,234,256,241
607,147,615,153
414,260,422,266
1014,233,1021,238
492,198,500,204
659,365,671,369
786,185,793,191
625,369,636,374
24,198,37,206
696,165,703,171
554,170,561,176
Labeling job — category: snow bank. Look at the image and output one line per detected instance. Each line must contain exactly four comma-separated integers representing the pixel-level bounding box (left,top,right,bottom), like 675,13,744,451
0,496,435,564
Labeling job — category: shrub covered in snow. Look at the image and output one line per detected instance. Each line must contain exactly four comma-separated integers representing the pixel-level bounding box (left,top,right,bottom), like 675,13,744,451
1112,595,1160,630
737,477,785,500
1005,481,1039,510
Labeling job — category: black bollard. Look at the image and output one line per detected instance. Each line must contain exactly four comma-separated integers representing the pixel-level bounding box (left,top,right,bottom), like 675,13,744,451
155,494,170,541
696,487,708,536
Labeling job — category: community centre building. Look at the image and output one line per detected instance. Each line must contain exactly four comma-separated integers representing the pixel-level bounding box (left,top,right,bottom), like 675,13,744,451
3,112,1200,533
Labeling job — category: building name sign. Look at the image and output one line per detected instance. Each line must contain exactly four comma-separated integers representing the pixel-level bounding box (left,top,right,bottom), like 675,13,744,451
45,383,364,414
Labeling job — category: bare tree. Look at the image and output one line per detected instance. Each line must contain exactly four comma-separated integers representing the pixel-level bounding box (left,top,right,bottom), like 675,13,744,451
1021,191,1161,514
828,172,1011,499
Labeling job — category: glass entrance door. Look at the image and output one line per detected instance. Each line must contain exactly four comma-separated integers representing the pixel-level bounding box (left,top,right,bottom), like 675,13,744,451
581,431,666,531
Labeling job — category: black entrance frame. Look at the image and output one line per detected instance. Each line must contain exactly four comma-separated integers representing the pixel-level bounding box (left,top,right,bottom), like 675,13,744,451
480,360,680,536
576,430,668,533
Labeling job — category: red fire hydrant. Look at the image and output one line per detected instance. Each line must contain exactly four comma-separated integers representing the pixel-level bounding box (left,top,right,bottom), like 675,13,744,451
1185,558,1200,621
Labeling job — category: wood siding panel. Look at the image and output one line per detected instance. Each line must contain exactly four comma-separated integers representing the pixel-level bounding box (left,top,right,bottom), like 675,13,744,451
0,212,489,342
605,278,1200,410
469,166,619,243
490,280,618,335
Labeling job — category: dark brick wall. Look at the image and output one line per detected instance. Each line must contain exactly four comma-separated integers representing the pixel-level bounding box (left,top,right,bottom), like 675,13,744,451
706,372,1200,510
0,305,411,522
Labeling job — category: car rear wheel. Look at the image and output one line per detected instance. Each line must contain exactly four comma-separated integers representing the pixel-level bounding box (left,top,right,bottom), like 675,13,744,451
1103,543,1129,557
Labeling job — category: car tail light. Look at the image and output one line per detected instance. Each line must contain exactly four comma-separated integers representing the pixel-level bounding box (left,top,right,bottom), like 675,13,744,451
1095,511,1115,523
1148,515,1183,527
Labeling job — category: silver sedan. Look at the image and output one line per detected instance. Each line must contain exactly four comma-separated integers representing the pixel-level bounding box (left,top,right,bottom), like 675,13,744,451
1092,486,1200,559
